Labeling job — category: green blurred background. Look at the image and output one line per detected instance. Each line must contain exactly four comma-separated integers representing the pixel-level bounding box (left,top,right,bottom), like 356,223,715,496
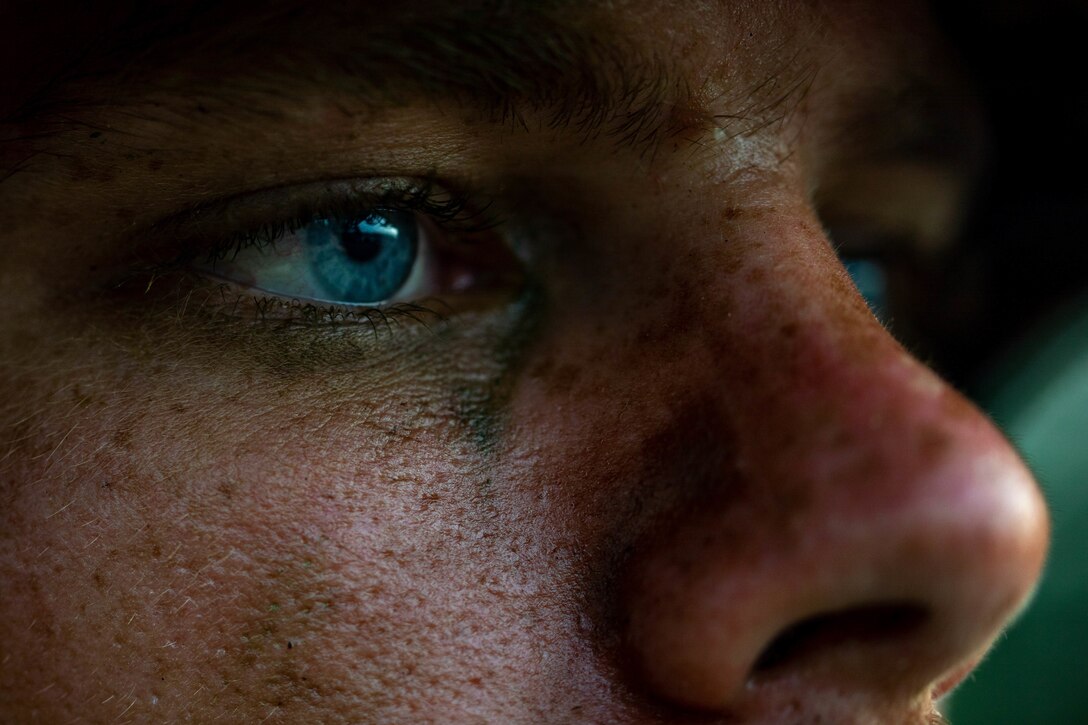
928,3,1088,721
950,297,1088,723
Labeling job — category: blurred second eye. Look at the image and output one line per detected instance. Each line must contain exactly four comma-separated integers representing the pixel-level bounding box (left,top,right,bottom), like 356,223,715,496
842,258,888,321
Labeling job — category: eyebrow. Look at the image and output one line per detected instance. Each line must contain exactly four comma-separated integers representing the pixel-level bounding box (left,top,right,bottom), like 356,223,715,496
5,0,719,157
4,0,974,190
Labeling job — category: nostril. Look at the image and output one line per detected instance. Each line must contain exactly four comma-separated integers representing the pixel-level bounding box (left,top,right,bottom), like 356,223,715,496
752,603,931,674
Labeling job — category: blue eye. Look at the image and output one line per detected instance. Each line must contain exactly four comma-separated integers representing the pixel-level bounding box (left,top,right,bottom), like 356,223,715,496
843,258,888,320
194,182,523,319
203,206,434,308
305,211,418,304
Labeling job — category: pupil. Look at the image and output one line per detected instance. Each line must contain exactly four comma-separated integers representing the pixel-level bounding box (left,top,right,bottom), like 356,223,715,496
305,209,417,304
339,214,395,263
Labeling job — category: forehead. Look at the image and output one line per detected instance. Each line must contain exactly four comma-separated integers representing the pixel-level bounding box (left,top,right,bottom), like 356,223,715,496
4,0,977,264
6,0,942,113
6,0,967,191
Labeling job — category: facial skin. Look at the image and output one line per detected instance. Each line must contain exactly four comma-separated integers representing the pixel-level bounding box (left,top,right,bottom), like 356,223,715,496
0,0,1048,722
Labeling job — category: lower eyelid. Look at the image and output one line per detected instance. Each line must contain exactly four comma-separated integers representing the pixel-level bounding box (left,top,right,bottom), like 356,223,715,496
167,265,515,331
178,274,455,328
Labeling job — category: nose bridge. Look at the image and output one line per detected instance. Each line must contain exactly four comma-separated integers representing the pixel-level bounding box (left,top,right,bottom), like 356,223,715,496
620,204,1049,714
648,204,964,575
680,207,1037,552
673,207,919,491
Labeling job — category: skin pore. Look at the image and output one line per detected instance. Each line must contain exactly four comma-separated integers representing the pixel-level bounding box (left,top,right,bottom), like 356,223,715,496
0,1,1047,723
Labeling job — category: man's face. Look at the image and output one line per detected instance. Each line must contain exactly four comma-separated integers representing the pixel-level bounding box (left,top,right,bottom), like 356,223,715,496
0,1,1048,722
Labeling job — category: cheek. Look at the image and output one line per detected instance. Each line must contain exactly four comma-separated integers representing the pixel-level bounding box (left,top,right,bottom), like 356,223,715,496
0,330,601,721
0,351,359,707
0,366,345,718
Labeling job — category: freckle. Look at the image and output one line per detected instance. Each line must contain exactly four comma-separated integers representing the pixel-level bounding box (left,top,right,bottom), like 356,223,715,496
722,255,750,283
724,207,742,220
745,267,766,283
148,158,164,171
779,323,798,339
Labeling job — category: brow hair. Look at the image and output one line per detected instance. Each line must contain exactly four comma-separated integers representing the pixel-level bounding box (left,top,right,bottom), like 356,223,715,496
4,0,718,159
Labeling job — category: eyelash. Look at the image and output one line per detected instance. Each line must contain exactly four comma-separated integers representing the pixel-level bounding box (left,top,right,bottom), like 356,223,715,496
141,177,505,327
196,179,496,265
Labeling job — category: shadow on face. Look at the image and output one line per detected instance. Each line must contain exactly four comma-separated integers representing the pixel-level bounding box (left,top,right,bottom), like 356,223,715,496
0,1,1048,722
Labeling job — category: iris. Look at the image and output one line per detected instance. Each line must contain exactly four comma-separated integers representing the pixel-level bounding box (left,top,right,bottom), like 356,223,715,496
304,210,418,303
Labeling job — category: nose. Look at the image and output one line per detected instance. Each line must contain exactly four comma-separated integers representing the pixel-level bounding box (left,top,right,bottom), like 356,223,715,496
620,206,1049,715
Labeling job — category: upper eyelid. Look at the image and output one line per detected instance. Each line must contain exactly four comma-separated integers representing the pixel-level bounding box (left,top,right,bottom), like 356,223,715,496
140,177,374,250
139,175,492,263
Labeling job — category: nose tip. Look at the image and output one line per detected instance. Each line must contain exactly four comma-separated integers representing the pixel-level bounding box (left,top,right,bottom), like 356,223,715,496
621,386,1049,714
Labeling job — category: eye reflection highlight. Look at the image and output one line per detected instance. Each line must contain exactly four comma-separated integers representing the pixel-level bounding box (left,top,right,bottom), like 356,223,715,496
202,207,430,307
306,211,419,303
